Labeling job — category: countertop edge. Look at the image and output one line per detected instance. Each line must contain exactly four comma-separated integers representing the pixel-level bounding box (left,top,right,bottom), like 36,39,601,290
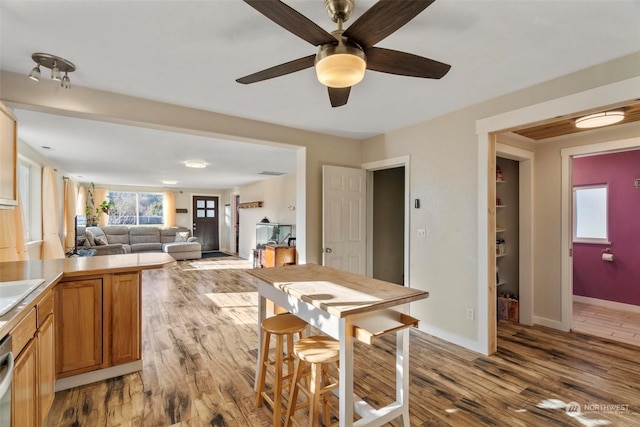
0,253,174,339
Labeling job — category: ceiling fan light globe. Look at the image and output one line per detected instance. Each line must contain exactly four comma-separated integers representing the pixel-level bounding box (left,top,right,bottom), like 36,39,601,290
316,53,366,88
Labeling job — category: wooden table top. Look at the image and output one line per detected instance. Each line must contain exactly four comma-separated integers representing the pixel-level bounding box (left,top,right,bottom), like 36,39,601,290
247,264,428,318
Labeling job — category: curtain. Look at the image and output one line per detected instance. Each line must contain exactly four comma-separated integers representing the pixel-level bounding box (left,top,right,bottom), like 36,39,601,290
77,185,86,218
93,187,108,227
164,191,176,227
63,178,78,252
41,166,65,259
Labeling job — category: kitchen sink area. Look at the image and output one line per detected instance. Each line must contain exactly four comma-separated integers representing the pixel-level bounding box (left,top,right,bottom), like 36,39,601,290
0,279,45,316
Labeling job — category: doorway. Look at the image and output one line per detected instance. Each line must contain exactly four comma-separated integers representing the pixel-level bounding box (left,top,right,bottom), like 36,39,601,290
563,141,640,346
192,195,220,252
372,167,405,285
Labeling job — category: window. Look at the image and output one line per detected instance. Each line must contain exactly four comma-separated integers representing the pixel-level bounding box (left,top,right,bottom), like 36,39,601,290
107,192,164,225
573,184,608,243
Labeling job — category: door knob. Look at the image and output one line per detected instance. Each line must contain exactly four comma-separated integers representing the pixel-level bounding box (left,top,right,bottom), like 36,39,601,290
325,248,332,254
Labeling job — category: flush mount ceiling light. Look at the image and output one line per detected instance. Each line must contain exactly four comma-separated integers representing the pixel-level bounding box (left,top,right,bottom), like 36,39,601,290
575,111,625,129
184,161,207,169
162,180,178,185
29,52,76,89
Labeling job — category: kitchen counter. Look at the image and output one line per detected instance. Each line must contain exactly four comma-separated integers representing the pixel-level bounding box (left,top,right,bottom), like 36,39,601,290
0,253,175,339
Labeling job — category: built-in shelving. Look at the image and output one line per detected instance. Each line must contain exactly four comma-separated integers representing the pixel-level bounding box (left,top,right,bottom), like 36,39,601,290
496,228,506,233
497,280,506,286
496,252,507,258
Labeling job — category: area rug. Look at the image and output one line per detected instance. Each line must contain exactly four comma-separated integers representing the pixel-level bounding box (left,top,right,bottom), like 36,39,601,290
201,251,233,259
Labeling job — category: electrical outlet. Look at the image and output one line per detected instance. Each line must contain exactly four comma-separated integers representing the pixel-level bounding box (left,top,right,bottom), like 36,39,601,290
417,228,427,238
466,308,475,321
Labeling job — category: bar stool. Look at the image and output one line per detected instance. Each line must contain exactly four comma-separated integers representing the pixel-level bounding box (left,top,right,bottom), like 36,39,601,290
285,335,340,427
257,313,308,427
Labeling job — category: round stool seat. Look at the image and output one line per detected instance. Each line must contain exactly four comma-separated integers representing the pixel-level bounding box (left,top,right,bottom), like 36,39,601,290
294,336,340,364
262,313,308,334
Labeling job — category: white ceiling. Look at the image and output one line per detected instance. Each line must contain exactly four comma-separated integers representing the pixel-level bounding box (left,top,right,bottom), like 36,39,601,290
2,0,640,189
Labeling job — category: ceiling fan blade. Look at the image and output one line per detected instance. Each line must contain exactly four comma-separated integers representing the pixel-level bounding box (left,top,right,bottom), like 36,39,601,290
243,0,336,46
236,55,316,84
328,87,351,108
343,0,435,48
366,47,451,79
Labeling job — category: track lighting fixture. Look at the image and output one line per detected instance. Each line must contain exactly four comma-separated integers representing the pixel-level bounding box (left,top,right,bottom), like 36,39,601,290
29,53,76,89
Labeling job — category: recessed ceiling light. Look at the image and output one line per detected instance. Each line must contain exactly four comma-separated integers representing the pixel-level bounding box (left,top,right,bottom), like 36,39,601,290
184,160,207,169
575,111,625,129
162,180,178,185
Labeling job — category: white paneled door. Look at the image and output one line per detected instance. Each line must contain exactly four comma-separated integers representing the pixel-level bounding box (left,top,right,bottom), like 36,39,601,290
322,165,366,274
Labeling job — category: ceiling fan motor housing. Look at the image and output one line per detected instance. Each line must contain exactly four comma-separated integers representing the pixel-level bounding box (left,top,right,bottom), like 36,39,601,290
325,0,355,23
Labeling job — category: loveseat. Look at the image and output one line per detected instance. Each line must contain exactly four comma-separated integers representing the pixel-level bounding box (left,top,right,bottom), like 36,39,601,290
77,225,202,260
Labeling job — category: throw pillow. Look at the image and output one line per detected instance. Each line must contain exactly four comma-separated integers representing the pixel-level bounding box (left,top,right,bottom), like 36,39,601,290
85,230,96,246
175,231,189,242
94,236,108,246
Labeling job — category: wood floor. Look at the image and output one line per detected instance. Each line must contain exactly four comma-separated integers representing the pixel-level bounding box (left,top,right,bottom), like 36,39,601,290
46,258,640,426
573,301,640,347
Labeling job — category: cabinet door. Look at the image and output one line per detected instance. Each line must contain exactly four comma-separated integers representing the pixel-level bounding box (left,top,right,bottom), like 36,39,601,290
55,279,103,376
39,313,55,424
12,338,38,427
110,272,141,365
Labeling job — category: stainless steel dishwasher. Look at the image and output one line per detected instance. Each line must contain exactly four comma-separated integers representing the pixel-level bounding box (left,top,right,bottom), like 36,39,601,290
0,334,13,426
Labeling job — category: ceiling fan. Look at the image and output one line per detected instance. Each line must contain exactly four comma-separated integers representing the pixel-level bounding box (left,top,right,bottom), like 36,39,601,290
236,0,451,107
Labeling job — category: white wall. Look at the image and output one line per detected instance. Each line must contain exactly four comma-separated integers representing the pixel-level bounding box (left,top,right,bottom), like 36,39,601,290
237,173,296,259
363,52,640,352
1,70,362,264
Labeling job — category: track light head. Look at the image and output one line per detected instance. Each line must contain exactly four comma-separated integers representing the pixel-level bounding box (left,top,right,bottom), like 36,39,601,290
28,65,41,81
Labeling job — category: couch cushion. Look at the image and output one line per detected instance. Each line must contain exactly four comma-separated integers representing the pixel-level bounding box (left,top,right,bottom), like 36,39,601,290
131,242,163,253
85,229,96,246
86,227,107,245
102,226,130,245
129,226,161,245
159,227,191,244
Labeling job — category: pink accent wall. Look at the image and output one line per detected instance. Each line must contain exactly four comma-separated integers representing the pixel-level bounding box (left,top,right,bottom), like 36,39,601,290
572,149,640,306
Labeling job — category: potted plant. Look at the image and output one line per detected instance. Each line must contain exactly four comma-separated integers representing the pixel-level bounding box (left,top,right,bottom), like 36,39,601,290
85,183,114,226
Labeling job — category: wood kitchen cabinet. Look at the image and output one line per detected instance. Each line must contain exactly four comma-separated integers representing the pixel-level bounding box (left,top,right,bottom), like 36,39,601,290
55,272,142,379
261,244,296,268
12,309,37,427
109,272,141,365
11,290,55,427
38,292,55,425
55,278,103,377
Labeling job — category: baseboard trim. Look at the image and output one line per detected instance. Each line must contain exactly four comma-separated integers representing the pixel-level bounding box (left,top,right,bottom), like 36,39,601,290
532,316,565,331
573,295,640,313
415,322,484,355
55,360,143,392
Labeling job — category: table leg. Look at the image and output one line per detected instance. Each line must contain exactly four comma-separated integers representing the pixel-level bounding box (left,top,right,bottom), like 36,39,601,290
397,328,410,427
338,317,354,427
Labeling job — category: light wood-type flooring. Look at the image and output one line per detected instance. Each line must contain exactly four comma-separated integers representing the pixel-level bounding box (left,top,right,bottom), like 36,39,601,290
573,301,640,347
46,257,640,426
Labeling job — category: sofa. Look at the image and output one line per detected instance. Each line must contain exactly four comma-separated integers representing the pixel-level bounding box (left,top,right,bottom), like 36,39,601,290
77,225,202,260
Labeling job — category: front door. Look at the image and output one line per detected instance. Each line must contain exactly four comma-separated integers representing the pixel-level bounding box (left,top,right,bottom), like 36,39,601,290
322,165,366,274
192,196,219,252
